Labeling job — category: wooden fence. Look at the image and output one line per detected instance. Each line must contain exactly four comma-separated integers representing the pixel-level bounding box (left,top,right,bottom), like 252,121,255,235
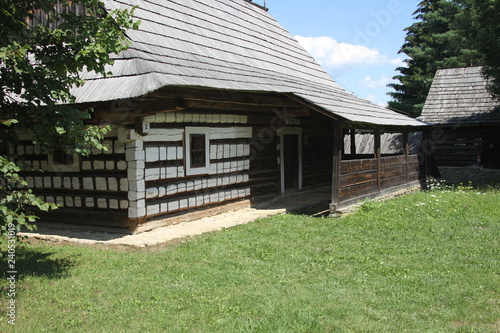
339,155,420,202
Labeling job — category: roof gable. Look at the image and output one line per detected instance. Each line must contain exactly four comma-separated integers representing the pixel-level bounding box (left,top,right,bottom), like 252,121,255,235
72,0,423,127
419,66,500,125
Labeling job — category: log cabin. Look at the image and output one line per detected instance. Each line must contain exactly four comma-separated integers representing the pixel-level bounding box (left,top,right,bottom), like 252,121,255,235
419,66,500,183
17,0,426,233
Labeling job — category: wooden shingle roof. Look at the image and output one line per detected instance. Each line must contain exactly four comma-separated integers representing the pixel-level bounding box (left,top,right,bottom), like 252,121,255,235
71,0,424,127
420,67,500,125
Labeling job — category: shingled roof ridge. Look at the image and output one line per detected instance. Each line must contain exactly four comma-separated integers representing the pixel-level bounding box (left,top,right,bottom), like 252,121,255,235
419,66,500,125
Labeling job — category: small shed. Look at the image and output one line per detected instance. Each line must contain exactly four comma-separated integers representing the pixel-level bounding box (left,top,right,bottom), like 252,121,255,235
419,67,500,182
19,0,425,233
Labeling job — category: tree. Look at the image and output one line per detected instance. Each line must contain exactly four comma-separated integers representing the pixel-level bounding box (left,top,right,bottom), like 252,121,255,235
464,0,500,103
0,0,139,246
387,0,482,117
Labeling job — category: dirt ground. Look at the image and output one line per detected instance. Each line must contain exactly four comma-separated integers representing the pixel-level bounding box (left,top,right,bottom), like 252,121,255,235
21,187,331,248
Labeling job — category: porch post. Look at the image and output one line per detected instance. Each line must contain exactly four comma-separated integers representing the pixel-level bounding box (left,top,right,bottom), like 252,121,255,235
375,130,381,191
403,131,410,183
331,125,343,210
350,129,356,156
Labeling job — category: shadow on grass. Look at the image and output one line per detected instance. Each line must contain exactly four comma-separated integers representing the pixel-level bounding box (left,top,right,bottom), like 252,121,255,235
1,245,75,281
286,205,332,218
428,178,500,191
471,180,500,191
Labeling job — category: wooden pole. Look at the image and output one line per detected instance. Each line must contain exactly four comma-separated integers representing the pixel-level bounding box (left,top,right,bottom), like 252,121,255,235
331,124,343,210
350,129,356,156
403,132,410,183
375,130,381,191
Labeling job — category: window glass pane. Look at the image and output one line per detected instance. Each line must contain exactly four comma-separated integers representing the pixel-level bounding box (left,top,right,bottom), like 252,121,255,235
190,134,206,168
53,149,74,165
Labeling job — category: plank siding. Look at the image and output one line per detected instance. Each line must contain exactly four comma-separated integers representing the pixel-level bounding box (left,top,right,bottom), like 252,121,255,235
426,128,484,166
302,140,333,187
339,153,421,203
340,181,378,201
341,159,377,174
340,171,378,188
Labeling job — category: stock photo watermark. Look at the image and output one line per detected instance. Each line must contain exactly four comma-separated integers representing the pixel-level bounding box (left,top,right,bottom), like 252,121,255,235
6,223,18,325
249,106,297,159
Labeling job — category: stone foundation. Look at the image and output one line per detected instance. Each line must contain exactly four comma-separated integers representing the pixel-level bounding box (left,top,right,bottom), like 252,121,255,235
438,165,500,184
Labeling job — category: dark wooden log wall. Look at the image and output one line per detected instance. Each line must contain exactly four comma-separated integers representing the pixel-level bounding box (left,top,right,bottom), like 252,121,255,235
426,126,500,167
28,1,89,30
247,112,281,198
246,108,335,197
339,154,420,202
302,113,335,188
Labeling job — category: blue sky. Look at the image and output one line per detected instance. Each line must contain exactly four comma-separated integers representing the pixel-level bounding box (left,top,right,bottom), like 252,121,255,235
260,0,419,106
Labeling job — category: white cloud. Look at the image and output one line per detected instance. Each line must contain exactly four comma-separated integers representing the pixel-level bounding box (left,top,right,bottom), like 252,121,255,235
365,94,388,107
366,94,377,103
390,57,406,67
359,75,393,89
295,35,394,76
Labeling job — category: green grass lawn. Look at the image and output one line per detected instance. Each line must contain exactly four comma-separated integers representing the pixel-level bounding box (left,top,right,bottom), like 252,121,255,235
1,185,499,332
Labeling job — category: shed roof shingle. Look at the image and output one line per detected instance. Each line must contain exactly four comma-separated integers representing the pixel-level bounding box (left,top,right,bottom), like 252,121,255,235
71,0,423,127
419,66,500,125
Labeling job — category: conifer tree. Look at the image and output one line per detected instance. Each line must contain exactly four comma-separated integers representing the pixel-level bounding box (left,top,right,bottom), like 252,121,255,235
387,0,481,117
466,0,500,103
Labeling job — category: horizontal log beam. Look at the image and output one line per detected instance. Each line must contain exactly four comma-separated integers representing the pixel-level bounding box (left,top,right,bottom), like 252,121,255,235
340,180,378,201
151,87,303,108
341,158,377,174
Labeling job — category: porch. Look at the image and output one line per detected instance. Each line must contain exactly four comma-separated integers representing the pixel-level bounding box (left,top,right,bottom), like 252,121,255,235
331,128,424,211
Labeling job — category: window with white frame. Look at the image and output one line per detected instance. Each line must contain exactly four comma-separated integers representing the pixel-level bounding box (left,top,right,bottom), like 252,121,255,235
48,149,80,172
185,127,210,176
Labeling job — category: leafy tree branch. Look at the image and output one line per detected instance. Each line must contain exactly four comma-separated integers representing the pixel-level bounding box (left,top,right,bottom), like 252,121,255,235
0,0,139,245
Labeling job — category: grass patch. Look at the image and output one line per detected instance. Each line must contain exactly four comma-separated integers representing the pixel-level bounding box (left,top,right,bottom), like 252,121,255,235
1,186,499,332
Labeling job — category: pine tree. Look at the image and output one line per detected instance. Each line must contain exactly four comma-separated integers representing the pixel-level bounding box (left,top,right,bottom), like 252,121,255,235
387,0,482,117
467,0,500,103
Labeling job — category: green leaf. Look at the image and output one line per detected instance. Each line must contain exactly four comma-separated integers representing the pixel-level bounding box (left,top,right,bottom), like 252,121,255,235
1,119,19,126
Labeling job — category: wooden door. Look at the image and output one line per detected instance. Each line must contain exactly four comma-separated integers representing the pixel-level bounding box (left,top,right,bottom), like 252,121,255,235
283,134,300,191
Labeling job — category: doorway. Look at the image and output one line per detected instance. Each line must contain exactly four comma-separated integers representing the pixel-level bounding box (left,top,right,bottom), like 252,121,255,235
279,128,302,193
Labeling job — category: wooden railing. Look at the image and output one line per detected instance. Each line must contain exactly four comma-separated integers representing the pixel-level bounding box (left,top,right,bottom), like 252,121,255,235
339,154,420,202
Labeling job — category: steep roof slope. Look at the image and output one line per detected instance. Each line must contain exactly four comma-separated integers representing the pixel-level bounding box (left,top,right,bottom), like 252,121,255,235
72,0,423,127
420,66,500,125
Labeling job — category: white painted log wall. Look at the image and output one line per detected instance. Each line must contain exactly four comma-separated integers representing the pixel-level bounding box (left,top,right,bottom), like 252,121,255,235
19,112,254,220
22,137,130,211
140,112,253,218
